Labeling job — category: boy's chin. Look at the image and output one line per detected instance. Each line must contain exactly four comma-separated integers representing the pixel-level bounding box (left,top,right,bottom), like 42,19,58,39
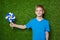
37,15,42,17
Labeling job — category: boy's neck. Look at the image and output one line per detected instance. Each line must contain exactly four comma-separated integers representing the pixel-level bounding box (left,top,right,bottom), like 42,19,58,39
36,16,43,21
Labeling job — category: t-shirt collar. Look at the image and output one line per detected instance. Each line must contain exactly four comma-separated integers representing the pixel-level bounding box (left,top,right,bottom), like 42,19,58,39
35,18,44,22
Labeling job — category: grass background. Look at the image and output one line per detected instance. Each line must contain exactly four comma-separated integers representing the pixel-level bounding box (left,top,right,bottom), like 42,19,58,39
0,0,60,40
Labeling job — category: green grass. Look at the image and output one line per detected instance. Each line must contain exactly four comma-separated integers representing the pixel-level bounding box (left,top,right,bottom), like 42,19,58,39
0,0,60,40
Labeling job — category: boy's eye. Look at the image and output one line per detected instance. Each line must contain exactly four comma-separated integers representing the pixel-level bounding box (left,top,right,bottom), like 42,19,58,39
36,10,42,12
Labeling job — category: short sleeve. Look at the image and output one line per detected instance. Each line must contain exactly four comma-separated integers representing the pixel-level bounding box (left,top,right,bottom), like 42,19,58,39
25,20,32,29
45,21,50,32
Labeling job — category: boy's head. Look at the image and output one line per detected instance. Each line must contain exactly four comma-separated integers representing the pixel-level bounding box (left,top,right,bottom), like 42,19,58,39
35,5,45,17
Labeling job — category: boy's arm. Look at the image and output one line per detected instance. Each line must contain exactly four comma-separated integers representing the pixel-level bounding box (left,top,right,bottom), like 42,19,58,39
46,32,49,40
10,22,26,29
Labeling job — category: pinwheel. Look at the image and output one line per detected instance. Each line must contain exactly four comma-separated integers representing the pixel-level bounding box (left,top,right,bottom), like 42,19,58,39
5,12,15,22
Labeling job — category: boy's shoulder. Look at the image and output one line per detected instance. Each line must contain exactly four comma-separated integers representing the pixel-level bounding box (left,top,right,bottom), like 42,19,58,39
43,18,49,23
29,18,49,23
44,18,48,21
29,18,36,22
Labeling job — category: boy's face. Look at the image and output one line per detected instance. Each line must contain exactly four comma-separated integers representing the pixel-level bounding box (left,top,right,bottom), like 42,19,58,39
35,7,44,17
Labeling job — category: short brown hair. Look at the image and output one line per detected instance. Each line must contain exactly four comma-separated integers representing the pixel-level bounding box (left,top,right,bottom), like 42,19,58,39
35,5,45,11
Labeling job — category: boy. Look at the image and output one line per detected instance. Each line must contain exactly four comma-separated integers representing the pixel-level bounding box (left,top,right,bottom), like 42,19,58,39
10,5,50,40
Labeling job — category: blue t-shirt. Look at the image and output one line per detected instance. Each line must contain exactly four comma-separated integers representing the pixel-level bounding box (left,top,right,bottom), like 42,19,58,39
25,18,50,40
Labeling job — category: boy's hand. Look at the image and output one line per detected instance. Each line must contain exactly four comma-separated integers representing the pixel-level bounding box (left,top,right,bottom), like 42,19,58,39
10,22,15,28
